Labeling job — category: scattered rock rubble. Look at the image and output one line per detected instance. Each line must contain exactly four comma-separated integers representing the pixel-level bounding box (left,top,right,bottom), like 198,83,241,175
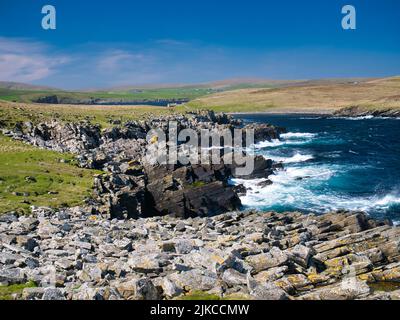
1,208,400,300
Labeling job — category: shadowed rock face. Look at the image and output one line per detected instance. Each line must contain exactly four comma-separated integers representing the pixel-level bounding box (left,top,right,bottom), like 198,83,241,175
144,164,241,218
3,110,284,219
244,123,286,141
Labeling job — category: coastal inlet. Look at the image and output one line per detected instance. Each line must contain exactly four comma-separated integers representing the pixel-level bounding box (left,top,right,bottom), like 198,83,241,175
231,114,400,223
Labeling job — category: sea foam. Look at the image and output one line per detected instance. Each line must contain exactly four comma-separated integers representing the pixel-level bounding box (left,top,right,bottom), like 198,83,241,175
280,132,317,139
263,153,314,164
253,132,317,149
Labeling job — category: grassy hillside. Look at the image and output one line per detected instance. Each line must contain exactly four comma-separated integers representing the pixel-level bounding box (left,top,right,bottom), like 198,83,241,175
0,101,181,129
0,134,101,214
0,88,212,103
0,81,57,91
187,77,400,113
1,77,399,131
0,79,323,104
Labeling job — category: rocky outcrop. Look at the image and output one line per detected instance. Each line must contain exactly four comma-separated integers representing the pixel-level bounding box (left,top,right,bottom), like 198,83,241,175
334,106,400,118
244,123,286,142
1,208,400,300
3,111,283,219
34,95,59,104
32,95,190,107
12,120,102,154
144,164,241,218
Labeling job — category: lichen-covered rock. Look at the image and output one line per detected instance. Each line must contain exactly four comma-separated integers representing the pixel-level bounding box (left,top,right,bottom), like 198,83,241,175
42,288,66,300
248,281,289,300
0,206,399,300
245,247,289,273
161,278,183,298
22,287,45,300
221,269,248,287
298,279,371,300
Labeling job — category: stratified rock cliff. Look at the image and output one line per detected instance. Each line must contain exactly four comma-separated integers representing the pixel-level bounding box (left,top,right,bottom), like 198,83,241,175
2,110,284,219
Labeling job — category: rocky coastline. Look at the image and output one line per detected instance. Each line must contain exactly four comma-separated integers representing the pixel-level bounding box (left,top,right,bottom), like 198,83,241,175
2,111,285,220
333,106,400,118
1,110,400,300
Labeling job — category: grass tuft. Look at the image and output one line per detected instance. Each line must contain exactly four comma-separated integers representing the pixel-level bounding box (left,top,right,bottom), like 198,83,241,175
0,134,102,214
0,281,37,300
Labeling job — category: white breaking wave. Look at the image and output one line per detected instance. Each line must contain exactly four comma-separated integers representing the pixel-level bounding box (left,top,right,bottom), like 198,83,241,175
332,116,400,120
299,117,323,120
231,162,400,215
332,115,374,120
238,126,399,217
280,132,317,139
371,194,400,209
346,115,374,120
263,153,314,164
253,139,286,148
231,165,336,209
268,166,335,186
252,132,317,149
252,139,310,148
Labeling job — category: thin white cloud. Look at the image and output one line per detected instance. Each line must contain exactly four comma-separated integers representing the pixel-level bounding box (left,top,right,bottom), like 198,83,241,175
96,50,147,73
0,37,69,82
0,37,46,54
154,39,188,46
1,37,398,89
84,40,240,87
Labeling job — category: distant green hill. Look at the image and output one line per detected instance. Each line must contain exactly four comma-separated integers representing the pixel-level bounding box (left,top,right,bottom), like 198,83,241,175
0,81,58,91
0,77,378,105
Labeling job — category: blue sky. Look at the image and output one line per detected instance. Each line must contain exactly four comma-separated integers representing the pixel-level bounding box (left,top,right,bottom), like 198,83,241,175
0,0,399,89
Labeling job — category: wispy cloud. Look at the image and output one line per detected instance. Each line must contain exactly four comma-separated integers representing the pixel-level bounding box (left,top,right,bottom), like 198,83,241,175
0,37,69,82
1,37,399,89
80,41,258,88
96,50,147,73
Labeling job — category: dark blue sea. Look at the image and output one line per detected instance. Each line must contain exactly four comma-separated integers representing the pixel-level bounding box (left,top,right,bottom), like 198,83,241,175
232,114,400,223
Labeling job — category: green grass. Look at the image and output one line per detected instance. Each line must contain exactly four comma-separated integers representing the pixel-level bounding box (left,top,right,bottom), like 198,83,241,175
0,87,215,103
178,291,222,300
0,84,286,105
0,134,101,214
185,100,276,113
0,281,37,300
190,181,207,188
0,101,182,129
102,87,216,100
